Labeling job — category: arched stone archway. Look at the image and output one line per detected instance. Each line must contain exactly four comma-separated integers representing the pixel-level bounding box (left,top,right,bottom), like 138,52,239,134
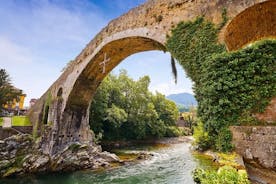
53,37,166,154
27,0,275,155
224,0,276,51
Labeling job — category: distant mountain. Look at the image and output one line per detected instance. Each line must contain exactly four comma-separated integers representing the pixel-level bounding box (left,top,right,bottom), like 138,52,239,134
166,93,197,107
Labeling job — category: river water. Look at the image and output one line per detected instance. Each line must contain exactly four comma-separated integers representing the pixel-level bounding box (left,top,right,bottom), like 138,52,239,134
1,142,214,184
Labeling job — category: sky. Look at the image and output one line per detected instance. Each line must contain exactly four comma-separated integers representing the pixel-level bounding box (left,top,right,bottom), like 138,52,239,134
0,0,193,107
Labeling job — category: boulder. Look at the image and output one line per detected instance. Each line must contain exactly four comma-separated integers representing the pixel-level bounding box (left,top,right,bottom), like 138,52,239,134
99,151,120,163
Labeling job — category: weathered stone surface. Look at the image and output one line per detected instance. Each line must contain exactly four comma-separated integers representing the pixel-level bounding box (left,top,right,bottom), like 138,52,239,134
23,154,50,173
99,151,120,163
27,0,275,156
0,134,121,177
1,0,275,178
231,126,276,183
0,126,33,140
255,97,276,123
230,126,276,170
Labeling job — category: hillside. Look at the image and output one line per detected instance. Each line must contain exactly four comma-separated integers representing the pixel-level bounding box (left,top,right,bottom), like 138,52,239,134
166,93,197,107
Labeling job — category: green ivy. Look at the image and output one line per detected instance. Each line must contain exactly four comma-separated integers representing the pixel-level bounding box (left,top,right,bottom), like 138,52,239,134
166,16,276,152
166,17,225,83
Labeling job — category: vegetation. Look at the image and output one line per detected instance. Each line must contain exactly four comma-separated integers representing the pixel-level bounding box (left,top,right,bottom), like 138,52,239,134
0,116,31,127
193,122,211,151
193,166,249,184
166,16,276,151
0,69,23,113
11,116,31,126
177,105,189,112
89,70,184,141
181,107,197,129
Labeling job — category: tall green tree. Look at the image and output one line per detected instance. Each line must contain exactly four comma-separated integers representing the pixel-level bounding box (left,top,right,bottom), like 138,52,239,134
89,70,181,140
0,69,22,113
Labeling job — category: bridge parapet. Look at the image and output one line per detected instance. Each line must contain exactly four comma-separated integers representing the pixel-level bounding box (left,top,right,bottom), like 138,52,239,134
27,0,274,155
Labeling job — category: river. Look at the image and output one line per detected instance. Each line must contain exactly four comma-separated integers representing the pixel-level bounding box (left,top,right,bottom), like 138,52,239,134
0,140,215,184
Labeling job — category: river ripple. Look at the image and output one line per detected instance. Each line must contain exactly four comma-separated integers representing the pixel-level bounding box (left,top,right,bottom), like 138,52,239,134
0,142,208,184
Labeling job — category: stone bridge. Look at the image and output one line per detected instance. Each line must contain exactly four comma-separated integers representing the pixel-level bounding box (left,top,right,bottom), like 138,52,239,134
28,0,276,155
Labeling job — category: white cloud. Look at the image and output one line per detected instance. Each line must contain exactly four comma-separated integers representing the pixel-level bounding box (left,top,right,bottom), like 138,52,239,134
0,37,60,107
0,1,107,107
0,0,194,108
0,37,33,65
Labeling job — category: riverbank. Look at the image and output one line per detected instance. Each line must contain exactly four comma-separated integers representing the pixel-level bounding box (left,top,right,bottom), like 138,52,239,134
101,136,194,151
0,134,121,178
0,137,200,184
106,136,194,166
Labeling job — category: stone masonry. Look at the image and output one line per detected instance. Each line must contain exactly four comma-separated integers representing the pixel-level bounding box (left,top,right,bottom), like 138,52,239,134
230,126,276,170
27,0,275,155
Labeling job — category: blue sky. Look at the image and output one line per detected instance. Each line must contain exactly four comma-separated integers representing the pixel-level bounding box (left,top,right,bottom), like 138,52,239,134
0,0,193,106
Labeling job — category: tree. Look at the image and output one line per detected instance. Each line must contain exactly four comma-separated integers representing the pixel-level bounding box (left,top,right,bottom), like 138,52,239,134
0,69,22,113
152,92,178,126
89,70,181,140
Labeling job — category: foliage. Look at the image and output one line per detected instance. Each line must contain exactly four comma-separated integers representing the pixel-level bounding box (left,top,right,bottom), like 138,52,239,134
193,166,249,184
166,15,276,151
0,116,31,127
42,92,52,125
11,116,32,126
200,40,276,151
166,17,225,83
181,107,198,129
215,128,233,152
105,104,128,128
177,104,189,112
90,70,179,140
193,122,212,152
165,126,186,137
0,69,22,113
217,8,228,30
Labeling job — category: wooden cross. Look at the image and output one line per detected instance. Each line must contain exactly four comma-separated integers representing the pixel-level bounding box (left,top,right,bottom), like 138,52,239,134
99,53,110,74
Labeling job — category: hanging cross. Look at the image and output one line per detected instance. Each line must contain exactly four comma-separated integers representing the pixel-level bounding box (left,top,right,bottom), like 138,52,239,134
99,53,110,74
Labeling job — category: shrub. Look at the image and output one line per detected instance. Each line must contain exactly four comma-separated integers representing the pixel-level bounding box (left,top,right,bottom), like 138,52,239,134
193,122,212,151
193,166,250,184
215,128,233,152
165,126,186,137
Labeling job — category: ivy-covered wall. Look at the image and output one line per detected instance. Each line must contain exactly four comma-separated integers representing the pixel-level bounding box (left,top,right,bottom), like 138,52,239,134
166,17,276,152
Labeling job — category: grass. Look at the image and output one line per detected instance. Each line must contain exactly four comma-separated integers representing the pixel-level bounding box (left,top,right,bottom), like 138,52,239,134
12,116,32,126
0,117,2,126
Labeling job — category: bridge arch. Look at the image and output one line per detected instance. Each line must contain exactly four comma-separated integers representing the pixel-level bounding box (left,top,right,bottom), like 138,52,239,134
47,36,167,153
27,0,275,155
66,36,166,110
224,0,276,51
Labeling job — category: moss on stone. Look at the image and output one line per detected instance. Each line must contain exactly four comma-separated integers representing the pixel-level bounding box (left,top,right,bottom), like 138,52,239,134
3,167,22,177
68,143,81,152
14,155,25,167
166,14,276,152
42,92,52,125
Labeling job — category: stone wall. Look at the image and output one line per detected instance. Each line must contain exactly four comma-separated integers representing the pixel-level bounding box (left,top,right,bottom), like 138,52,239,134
0,126,32,140
224,0,276,51
0,134,120,177
230,126,276,170
255,97,276,123
26,0,273,155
